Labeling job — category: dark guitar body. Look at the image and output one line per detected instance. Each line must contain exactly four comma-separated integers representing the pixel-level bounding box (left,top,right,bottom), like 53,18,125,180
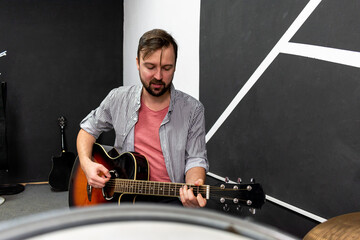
68,143,149,207
49,151,75,191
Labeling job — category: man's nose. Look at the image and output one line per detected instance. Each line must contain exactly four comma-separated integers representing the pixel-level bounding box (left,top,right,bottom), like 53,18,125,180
154,67,162,80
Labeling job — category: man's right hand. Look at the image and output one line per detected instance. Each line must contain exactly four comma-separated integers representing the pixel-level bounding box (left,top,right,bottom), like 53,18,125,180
77,129,111,189
81,158,111,189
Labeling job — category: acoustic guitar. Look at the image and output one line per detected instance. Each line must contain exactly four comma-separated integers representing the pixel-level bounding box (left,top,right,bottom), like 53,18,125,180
49,116,75,191
68,143,265,211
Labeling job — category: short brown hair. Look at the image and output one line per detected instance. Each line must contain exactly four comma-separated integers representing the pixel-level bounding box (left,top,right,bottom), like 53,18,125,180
137,29,178,64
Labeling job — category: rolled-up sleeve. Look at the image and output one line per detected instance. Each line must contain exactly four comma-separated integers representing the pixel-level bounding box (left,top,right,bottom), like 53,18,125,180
185,103,209,173
80,89,116,139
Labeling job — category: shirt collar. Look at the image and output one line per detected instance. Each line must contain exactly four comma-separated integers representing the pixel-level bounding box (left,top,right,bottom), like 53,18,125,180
135,83,176,113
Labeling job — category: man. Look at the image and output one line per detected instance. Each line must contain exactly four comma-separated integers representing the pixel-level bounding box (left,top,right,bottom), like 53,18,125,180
76,29,208,208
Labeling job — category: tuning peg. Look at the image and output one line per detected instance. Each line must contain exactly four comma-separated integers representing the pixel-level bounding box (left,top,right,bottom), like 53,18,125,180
250,178,255,183
249,208,256,214
225,177,229,183
237,178,242,183
223,204,230,212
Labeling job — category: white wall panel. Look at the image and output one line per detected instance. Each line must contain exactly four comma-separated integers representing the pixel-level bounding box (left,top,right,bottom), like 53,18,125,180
124,0,201,99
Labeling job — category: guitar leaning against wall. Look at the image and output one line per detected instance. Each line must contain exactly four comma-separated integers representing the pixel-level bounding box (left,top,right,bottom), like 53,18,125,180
68,143,266,212
49,116,75,191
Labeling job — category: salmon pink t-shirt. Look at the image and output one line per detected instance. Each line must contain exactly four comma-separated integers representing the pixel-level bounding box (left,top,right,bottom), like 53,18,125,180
134,102,171,182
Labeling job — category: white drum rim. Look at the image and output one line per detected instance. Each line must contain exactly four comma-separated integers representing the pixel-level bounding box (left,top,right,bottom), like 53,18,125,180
0,204,296,240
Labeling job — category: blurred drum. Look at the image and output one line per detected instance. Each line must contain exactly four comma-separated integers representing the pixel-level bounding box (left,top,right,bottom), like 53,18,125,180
0,204,296,240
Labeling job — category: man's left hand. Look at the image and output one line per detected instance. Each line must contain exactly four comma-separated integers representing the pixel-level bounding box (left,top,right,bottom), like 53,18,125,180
179,179,207,208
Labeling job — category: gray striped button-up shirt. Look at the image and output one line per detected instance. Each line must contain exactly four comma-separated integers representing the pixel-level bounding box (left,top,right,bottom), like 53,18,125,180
80,84,209,183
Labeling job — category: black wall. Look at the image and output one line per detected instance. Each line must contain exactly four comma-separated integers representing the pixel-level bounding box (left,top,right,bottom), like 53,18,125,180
200,0,360,238
0,0,123,183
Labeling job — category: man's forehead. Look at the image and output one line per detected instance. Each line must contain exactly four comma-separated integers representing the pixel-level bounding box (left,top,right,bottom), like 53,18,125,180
141,45,174,58
140,47,175,64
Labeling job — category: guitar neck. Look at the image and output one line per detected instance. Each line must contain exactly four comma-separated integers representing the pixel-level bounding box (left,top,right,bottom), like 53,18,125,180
60,126,66,152
111,179,210,199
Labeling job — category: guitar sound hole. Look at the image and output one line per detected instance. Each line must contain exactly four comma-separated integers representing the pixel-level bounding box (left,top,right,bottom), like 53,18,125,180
102,170,117,200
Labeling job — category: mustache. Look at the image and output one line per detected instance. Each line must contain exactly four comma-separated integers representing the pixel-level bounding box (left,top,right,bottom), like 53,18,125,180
150,79,164,85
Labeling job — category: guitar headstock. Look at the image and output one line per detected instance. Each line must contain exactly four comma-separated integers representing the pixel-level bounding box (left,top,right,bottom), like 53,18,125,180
211,178,265,214
58,116,66,129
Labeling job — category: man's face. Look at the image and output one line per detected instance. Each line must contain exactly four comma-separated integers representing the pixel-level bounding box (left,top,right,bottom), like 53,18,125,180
137,45,176,97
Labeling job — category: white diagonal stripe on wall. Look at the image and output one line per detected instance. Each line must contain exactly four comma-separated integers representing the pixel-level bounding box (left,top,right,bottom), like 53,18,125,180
281,42,360,68
205,0,322,143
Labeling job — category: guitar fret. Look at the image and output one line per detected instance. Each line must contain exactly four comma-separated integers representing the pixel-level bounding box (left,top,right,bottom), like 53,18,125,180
166,182,170,196
164,182,167,196
175,184,180,197
127,180,131,193
170,184,174,196
129,180,133,193
119,181,123,192
172,183,175,196
137,181,141,194
138,181,141,194
119,180,123,192
144,181,147,195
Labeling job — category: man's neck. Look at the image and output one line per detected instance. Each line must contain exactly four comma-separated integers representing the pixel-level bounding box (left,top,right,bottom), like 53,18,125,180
141,88,170,111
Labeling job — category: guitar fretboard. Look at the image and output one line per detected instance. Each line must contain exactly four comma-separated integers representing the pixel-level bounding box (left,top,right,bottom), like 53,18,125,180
108,179,210,199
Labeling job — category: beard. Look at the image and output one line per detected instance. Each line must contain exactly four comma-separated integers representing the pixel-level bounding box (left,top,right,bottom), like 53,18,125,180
141,78,172,97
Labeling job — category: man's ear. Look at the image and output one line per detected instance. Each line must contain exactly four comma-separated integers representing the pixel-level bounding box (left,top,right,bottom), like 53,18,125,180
136,57,140,70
